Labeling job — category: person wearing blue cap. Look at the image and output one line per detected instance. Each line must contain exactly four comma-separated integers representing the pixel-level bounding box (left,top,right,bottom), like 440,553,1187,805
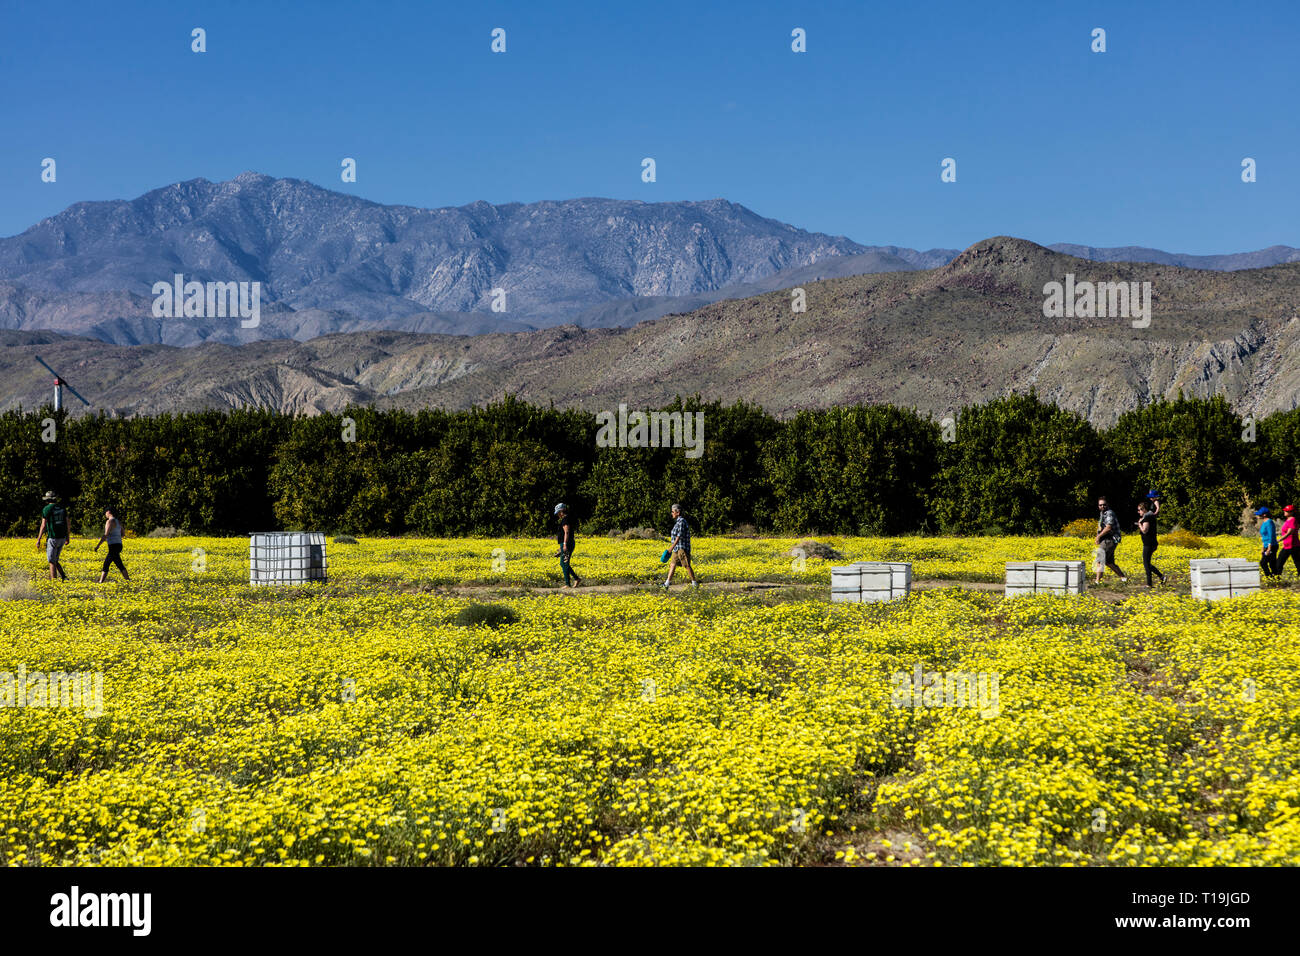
553,503,583,588
1255,507,1279,578
1136,499,1165,587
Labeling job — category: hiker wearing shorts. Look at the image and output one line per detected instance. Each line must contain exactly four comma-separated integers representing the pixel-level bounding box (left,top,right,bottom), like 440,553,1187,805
36,490,69,581
94,507,130,583
662,503,698,589
1094,496,1127,585
1255,507,1280,578
553,503,582,588
1136,500,1165,588
1277,505,1299,578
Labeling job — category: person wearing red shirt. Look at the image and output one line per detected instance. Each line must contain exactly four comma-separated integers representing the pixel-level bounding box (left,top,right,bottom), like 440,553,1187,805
1277,504,1299,578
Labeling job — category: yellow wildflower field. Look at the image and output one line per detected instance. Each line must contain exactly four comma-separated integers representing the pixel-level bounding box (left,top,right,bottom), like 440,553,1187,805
0,535,1295,866
36,532,1247,587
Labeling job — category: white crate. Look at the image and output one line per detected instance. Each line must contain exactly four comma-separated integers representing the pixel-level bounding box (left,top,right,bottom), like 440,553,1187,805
1189,558,1260,601
1005,561,1086,597
250,532,328,585
831,562,912,603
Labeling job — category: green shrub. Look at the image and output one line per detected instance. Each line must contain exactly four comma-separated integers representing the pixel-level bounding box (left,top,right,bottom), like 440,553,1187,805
1162,528,1211,549
763,404,939,535
933,393,1103,535
454,603,519,629
1104,396,1251,535
1061,518,1097,537
334,534,359,544
0,395,1290,539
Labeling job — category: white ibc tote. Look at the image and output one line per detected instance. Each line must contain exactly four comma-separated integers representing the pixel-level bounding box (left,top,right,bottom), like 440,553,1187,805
249,532,328,585
1004,561,1086,596
1189,558,1260,601
831,562,912,603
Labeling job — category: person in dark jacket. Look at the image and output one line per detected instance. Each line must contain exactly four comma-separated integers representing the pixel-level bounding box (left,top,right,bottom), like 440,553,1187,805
1136,500,1165,588
553,503,582,588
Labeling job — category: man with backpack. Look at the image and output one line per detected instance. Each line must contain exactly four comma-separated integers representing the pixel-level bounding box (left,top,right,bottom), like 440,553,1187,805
1093,496,1127,585
1255,507,1280,578
36,490,70,581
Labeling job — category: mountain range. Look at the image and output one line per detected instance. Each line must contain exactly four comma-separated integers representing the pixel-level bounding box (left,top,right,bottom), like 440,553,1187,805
2,173,1296,347
5,236,1298,427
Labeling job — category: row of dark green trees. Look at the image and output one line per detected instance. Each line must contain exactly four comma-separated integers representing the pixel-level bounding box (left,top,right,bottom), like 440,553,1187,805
1,393,1295,538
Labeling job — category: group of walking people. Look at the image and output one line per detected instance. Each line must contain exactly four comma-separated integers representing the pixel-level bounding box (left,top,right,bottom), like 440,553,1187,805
1093,490,1300,586
34,492,698,592
1093,493,1164,587
34,491,130,583
33,489,1300,592
1254,504,1299,578
553,501,698,590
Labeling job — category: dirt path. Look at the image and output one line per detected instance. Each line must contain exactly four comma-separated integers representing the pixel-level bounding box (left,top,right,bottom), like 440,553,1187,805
911,578,1127,602
421,578,1138,603
426,579,798,597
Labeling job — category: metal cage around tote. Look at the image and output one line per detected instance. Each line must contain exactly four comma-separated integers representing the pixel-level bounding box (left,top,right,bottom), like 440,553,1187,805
249,532,328,585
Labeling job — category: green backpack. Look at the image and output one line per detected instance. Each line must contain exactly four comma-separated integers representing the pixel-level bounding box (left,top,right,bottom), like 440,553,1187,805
47,504,68,538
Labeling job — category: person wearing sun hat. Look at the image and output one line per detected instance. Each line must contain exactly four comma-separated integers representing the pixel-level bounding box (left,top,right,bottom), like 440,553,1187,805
35,490,69,581
1254,506,1279,578
1277,504,1299,578
553,503,582,589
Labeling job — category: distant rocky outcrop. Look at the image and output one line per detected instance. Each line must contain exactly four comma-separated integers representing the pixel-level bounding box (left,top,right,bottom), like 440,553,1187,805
6,237,1299,427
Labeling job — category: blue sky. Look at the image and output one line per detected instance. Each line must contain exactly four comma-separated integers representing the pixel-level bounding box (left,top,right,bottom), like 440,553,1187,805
3,0,1296,253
